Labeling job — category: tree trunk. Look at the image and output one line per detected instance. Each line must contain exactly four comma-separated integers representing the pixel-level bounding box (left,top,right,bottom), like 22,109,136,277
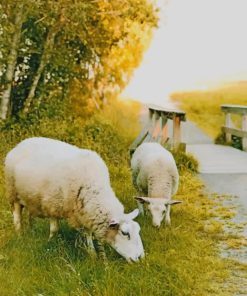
92,96,100,110
23,29,56,114
0,3,23,120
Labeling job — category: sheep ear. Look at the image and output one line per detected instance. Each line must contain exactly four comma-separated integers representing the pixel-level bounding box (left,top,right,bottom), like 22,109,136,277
109,219,119,229
135,197,151,204
166,200,182,206
125,208,139,220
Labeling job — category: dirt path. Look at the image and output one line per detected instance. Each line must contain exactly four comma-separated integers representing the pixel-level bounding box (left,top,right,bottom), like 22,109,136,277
183,122,247,295
183,122,247,263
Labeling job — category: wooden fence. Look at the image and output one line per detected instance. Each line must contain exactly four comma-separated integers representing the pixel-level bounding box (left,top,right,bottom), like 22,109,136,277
129,104,186,155
221,104,247,151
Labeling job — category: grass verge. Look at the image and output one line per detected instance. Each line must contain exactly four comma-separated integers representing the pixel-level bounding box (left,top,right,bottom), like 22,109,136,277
0,99,236,295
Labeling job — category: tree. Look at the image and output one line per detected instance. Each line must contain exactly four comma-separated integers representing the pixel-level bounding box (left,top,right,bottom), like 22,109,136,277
0,2,24,120
0,0,158,120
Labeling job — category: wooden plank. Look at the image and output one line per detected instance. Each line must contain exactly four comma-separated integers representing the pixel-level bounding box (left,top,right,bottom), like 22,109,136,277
148,111,156,140
151,111,162,141
148,108,154,120
130,104,187,154
173,114,181,151
147,104,186,121
221,104,247,115
222,126,247,138
160,114,169,145
147,103,185,115
242,114,247,151
143,132,153,143
159,114,167,144
225,112,232,143
129,127,149,152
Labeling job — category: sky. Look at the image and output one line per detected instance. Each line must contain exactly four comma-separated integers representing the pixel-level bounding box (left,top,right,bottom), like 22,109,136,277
122,0,247,106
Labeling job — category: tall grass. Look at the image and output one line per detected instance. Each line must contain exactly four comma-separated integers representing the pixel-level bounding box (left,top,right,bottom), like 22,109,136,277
171,82,247,138
0,99,233,295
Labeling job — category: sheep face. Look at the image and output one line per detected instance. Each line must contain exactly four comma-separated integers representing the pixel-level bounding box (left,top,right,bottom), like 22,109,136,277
106,209,144,262
136,197,182,228
148,199,167,227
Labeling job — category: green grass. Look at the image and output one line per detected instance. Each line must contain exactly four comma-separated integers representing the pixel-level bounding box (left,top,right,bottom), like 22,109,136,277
171,81,247,138
0,99,235,295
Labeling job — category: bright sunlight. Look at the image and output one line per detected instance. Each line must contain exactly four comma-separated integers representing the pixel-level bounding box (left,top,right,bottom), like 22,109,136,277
123,0,247,106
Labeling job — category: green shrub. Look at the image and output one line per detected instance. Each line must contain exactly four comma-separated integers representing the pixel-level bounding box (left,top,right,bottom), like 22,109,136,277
173,150,198,173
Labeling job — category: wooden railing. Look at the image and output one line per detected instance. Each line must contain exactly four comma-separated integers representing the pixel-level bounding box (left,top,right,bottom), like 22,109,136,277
221,104,247,151
129,104,186,155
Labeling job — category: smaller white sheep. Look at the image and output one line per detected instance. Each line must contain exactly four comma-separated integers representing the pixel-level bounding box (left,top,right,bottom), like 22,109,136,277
131,142,182,227
5,137,144,262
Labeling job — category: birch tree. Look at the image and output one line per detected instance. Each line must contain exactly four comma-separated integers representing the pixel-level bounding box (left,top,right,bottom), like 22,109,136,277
0,2,24,120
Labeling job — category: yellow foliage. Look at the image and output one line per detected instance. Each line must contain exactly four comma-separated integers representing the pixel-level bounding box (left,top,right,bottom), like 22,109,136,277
171,82,247,138
68,78,96,117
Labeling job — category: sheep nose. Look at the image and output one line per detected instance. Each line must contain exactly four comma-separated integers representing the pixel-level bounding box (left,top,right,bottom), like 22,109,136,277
129,256,141,263
138,255,143,261
154,224,160,229
129,251,145,263
139,252,145,259
128,257,137,263
133,254,144,262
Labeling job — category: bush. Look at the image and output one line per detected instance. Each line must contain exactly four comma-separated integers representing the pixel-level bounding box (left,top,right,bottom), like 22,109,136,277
173,150,198,173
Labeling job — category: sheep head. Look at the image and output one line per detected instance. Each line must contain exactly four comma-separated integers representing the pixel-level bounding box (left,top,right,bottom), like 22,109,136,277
135,197,182,228
105,209,144,262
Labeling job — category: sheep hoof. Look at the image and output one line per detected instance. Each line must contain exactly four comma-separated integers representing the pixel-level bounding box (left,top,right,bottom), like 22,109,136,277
88,249,97,260
74,234,85,249
98,252,107,263
165,220,171,226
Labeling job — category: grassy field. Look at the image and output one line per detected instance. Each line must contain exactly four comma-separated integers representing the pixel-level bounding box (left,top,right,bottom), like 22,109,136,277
0,99,236,295
171,81,247,138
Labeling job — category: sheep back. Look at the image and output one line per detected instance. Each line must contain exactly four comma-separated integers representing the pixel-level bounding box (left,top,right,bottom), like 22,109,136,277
5,137,124,237
131,143,179,198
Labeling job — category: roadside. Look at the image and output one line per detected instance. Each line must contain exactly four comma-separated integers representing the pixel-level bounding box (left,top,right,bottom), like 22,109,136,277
152,100,247,294
181,113,247,295
183,121,247,260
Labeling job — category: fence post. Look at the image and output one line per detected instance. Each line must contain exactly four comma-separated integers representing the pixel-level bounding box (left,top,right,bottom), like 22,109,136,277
225,112,232,143
145,109,154,142
160,113,168,145
151,111,161,141
242,114,247,151
129,104,186,154
173,114,181,151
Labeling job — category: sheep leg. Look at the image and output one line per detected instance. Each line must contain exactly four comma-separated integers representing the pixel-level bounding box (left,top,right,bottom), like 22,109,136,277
75,229,96,256
13,202,23,233
82,232,97,259
28,212,34,227
94,240,106,261
137,200,144,216
165,205,171,225
85,232,95,251
49,218,59,240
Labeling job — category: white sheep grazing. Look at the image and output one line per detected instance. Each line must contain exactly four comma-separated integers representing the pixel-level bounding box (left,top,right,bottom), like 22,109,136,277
131,142,182,228
5,137,144,262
